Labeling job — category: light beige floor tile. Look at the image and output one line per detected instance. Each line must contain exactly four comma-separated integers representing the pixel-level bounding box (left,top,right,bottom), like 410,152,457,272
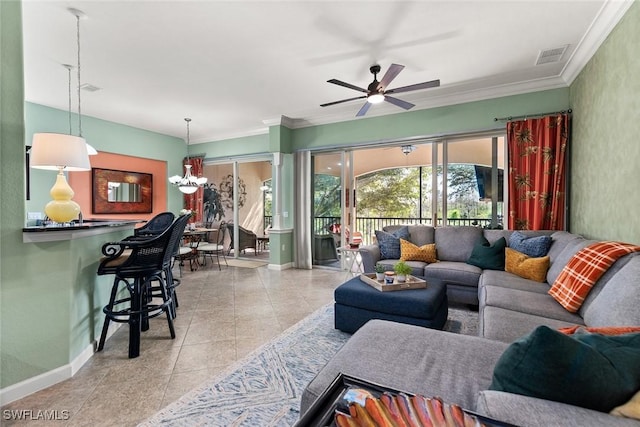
1,264,344,426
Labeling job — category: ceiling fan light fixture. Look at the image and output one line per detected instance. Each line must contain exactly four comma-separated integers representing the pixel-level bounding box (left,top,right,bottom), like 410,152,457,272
367,93,385,104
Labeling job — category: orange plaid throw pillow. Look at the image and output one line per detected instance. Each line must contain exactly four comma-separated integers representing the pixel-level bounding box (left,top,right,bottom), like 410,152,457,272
548,241,640,313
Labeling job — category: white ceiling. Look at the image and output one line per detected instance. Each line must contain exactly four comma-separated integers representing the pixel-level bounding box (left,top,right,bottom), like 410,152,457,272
21,1,632,144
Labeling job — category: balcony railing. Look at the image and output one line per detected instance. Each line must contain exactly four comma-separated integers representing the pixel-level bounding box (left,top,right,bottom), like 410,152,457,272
264,215,496,246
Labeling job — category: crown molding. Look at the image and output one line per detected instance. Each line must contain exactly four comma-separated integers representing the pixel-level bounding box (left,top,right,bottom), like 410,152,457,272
262,115,296,128
561,0,634,85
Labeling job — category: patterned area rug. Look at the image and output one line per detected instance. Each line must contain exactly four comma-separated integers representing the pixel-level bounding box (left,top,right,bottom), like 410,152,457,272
141,304,478,426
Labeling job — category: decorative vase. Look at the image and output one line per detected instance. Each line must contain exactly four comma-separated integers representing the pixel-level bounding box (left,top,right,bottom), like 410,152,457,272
384,272,395,284
396,274,407,283
375,272,385,281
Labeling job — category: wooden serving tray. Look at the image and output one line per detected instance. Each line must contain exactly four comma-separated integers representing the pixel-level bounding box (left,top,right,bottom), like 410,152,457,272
359,273,427,292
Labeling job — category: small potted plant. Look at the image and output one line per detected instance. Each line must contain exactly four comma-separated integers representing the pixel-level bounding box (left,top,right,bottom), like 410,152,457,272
393,261,413,283
374,264,385,281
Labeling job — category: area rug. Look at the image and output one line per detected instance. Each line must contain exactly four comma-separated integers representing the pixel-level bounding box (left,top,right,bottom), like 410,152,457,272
226,259,268,269
141,304,479,426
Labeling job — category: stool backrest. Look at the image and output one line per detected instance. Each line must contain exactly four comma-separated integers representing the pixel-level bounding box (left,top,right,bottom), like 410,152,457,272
164,214,191,268
99,214,189,276
134,211,175,237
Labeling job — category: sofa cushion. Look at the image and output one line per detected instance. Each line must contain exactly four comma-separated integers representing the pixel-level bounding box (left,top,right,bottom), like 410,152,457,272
300,320,509,414
375,226,410,260
384,225,434,247
479,270,550,294
424,261,482,288
467,236,506,270
505,248,550,282
435,226,483,262
583,255,640,327
546,238,596,284
477,391,640,427
546,231,583,263
480,285,583,324
508,231,552,257
548,241,640,313
480,305,583,343
399,239,437,263
489,325,640,413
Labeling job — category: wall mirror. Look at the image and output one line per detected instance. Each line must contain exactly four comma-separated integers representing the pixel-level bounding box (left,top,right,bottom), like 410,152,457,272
92,168,152,214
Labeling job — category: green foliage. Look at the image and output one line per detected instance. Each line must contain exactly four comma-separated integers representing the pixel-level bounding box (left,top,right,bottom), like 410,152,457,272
356,168,421,217
314,174,341,217
393,261,413,275
203,183,225,223
374,263,385,273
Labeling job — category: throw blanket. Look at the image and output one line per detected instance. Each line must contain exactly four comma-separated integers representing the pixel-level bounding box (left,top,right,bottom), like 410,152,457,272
548,241,640,313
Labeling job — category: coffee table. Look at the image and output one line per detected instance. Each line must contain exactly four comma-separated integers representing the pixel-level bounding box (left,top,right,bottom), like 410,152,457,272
334,275,447,333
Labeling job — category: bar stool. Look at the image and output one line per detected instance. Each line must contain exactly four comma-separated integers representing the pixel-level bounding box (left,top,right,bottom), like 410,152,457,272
97,214,189,358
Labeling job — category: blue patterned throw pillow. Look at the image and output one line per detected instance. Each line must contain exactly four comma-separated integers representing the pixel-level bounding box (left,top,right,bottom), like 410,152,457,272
375,226,410,260
509,231,552,258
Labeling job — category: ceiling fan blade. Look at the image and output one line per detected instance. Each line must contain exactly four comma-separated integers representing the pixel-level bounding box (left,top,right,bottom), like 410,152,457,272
378,63,404,90
356,102,372,117
327,79,368,93
385,79,440,95
320,95,367,107
384,96,415,110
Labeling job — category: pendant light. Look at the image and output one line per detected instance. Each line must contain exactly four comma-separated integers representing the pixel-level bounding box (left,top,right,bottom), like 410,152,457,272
169,118,207,194
70,8,97,155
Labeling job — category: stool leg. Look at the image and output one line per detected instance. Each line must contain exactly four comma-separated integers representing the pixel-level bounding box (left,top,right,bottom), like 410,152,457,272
98,276,121,352
128,277,143,358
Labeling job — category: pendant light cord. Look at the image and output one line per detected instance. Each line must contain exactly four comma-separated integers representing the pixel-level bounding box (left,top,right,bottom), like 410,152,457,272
65,65,73,135
185,118,191,162
76,13,83,138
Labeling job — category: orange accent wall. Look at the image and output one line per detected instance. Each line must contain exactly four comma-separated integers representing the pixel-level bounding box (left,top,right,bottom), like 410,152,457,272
68,152,167,221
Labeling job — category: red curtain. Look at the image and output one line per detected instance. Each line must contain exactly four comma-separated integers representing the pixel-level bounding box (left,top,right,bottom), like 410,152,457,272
183,157,205,223
507,114,569,230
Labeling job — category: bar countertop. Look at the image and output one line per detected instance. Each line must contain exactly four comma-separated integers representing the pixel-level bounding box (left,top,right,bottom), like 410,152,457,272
23,219,144,243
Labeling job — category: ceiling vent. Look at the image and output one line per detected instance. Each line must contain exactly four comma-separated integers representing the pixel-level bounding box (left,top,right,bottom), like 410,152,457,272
80,83,101,92
536,45,568,65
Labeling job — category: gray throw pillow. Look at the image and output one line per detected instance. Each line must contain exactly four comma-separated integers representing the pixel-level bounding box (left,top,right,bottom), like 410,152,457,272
375,226,410,260
509,231,552,258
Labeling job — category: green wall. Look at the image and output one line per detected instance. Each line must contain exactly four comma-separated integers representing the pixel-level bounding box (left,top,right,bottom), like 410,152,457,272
291,89,569,150
25,102,186,215
569,1,640,244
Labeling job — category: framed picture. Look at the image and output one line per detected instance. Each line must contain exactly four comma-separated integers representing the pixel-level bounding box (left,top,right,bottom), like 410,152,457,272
92,168,152,214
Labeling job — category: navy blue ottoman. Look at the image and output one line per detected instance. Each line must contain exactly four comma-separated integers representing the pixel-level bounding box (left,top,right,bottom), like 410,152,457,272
334,276,448,333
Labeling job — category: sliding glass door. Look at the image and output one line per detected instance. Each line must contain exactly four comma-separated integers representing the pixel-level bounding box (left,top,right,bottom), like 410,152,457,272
203,157,272,260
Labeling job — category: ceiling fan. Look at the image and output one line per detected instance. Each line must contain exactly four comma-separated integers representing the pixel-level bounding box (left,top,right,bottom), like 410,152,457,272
320,63,440,117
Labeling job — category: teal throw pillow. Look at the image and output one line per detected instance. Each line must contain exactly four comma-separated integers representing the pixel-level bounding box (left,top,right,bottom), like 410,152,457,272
509,231,552,258
489,325,640,412
466,236,506,270
375,226,410,260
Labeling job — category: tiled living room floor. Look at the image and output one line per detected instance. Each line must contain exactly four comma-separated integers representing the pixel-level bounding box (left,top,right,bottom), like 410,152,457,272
1,263,347,426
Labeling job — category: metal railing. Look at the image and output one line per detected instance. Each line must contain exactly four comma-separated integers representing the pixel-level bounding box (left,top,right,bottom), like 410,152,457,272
264,215,495,245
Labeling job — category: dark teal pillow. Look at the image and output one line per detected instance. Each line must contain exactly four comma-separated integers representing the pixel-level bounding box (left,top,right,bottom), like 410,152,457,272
375,226,410,260
489,326,640,412
509,231,552,258
466,236,506,270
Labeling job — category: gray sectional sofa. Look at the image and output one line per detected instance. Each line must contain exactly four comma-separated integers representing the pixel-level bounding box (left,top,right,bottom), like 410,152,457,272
301,226,640,426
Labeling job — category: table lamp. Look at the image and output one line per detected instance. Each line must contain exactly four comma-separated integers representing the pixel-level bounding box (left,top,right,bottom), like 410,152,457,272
30,133,91,223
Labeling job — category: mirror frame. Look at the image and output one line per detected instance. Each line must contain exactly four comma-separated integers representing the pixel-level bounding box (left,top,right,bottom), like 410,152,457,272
92,167,152,214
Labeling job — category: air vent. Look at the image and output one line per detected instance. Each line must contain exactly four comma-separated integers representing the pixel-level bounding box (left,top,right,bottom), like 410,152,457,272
536,45,568,65
80,83,101,92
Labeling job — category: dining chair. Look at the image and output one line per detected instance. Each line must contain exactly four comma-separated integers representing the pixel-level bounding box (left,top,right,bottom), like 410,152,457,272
198,222,229,270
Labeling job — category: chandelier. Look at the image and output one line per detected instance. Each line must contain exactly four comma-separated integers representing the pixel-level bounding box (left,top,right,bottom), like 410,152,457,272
169,118,207,194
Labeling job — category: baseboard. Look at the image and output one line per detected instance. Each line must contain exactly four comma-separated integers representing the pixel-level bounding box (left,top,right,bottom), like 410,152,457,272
0,324,121,406
268,262,293,270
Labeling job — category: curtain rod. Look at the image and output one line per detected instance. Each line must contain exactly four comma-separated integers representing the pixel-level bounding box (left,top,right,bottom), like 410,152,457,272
494,109,572,122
